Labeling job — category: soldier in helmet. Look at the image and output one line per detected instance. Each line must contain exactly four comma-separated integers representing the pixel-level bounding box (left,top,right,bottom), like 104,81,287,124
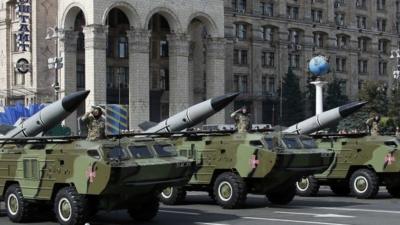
366,114,381,136
231,106,252,133
81,106,106,141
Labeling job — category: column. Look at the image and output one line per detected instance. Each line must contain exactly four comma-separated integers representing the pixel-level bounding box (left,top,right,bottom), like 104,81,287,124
206,38,226,124
127,28,151,129
83,24,107,110
59,30,79,134
167,33,190,115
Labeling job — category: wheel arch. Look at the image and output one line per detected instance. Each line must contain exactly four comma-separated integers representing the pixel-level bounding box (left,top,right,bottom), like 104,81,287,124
2,181,20,199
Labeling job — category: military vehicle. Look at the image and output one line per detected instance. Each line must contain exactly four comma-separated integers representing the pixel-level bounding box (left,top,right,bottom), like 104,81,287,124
0,136,194,225
296,134,400,199
159,131,334,209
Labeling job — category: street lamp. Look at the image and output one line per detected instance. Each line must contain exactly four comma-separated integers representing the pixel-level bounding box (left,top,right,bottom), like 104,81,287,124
390,49,400,87
46,26,63,100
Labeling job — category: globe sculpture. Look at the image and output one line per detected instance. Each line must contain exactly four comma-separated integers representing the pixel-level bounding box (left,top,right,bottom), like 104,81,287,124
309,55,330,76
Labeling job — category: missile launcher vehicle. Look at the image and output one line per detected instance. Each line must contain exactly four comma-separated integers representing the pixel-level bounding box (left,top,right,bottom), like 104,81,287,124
0,137,193,225
159,131,333,209
296,134,400,199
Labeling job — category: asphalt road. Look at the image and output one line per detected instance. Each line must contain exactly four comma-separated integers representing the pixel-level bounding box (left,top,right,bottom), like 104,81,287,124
1,187,400,225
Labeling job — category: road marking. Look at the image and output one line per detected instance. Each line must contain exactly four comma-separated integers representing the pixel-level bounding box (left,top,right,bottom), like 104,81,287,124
243,217,351,225
196,223,230,225
312,207,400,215
275,211,355,218
159,210,200,215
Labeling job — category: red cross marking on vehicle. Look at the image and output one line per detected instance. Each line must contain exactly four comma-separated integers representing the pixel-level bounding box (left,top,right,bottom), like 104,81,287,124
385,153,396,165
86,166,96,183
250,155,260,169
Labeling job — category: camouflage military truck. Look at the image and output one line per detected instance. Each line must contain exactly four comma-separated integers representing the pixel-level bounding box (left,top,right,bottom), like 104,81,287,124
296,135,400,199
159,132,333,209
0,136,193,225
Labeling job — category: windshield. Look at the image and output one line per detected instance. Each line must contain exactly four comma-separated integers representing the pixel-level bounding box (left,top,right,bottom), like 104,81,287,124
153,144,178,157
128,146,153,159
300,137,318,149
104,146,129,160
282,137,302,149
264,138,274,149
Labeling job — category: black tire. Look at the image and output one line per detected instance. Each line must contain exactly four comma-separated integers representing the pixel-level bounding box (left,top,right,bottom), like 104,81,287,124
329,182,351,196
5,184,32,223
128,195,160,221
54,187,89,225
350,169,379,199
267,183,296,205
296,176,320,196
213,172,247,209
160,186,187,205
386,185,400,198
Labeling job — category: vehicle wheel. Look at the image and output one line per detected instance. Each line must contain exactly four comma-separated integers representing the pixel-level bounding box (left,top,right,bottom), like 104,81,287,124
350,169,379,199
213,172,247,209
128,196,160,221
160,186,187,205
386,185,400,198
296,176,320,196
267,183,296,205
329,182,350,196
5,184,32,222
54,187,89,225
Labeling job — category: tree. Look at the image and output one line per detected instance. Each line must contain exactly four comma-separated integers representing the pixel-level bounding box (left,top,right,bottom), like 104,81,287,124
388,87,400,130
358,80,388,116
324,77,349,110
280,68,305,126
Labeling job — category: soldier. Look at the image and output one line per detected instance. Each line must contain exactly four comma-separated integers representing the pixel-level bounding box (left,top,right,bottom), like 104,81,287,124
395,127,400,137
231,106,252,133
81,106,106,141
366,115,380,136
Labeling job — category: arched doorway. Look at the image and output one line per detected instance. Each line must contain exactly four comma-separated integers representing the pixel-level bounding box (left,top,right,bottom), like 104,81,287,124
105,8,130,105
148,13,171,122
74,11,86,117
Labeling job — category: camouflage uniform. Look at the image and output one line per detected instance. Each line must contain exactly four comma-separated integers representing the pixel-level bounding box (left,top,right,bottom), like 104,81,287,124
231,109,251,133
81,109,105,141
366,117,380,136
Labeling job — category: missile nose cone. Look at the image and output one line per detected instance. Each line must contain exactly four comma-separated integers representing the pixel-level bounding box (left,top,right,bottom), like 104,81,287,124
211,92,240,112
62,90,90,112
339,101,367,118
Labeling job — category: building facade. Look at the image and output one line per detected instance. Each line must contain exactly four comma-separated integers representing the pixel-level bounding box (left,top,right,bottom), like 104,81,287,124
225,0,400,124
0,0,399,132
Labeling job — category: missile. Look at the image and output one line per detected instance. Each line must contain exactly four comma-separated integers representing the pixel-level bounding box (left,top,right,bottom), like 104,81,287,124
3,90,90,138
143,93,239,133
284,101,367,135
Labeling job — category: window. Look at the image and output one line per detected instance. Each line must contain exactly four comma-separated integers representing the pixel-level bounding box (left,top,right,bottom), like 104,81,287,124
117,37,128,58
77,64,85,89
234,74,248,93
379,61,387,76
378,39,389,54
233,49,248,65
14,71,24,85
260,2,273,16
313,32,324,47
232,0,246,12
287,6,299,20
159,69,169,90
397,1,400,13
311,9,323,23
262,26,273,41
336,57,347,72
356,0,367,9
261,52,274,67
235,24,247,40
128,146,153,159
107,67,129,89
377,0,386,10
288,54,300,68
357,16,367,29
339,80,347,94
160,40,169,57
335,13,345,26
269,77,276,93
358,59,368,74
397,22,400,34
288,30,300,44
358,37,368,51
153,144,177,157
262,75,268,93
377,18,387,32
336,35,348,48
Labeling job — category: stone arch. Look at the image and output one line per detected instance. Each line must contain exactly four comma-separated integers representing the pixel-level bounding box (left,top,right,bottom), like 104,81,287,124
187,12,219,37
145,7,182,33
61,3,87,30
102,1,141,29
